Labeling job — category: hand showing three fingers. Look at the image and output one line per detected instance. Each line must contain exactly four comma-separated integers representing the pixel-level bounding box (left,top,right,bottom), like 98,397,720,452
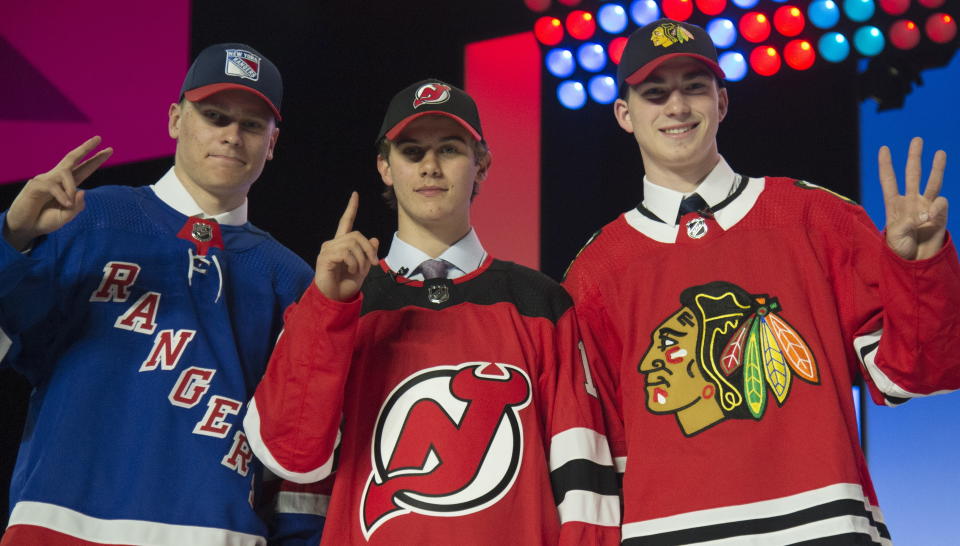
880,136,949,261
315,192,380,301
3,136,113,251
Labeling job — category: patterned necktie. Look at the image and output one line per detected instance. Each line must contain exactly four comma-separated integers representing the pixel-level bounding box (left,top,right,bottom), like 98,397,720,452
419,259,450,280
676,193,708,224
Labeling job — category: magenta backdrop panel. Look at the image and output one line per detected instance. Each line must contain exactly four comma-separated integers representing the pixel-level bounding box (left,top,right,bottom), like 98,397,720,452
0,1,189,185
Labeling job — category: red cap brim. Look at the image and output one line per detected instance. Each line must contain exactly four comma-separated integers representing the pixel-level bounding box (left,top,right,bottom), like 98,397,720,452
624,53,726,86
384,111,482,141
184,83,282,122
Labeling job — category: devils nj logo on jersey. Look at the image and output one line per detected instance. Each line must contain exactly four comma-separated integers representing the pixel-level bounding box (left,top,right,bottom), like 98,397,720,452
360,362,532,538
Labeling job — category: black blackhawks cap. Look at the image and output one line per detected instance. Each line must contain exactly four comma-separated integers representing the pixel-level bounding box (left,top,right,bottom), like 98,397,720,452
377,80,483,142
617,19,725,88
180,43,283,121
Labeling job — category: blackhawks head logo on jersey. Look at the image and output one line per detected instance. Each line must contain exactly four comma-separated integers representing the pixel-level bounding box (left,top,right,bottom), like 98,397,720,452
639,281,820,436
361,362,532,538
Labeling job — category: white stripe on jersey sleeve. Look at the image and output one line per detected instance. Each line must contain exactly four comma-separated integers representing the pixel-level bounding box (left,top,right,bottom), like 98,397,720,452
621,483,883,540
854,328,957,404
557,490,621,527
614,456,627,475
242,398,339,484
275,491,330,517
548,427,614,471
9,501,266,545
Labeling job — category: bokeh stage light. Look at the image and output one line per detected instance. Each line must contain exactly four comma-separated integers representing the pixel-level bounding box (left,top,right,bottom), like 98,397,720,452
854,25,885,56
577,42,608,72
566,10,597,40
719,51,749,80
808,0,841,29
598,4,629,33
925,13,957,43
740,12,773,42
608,36,628,63
843,0,876,23
889,19,921,49
749,45,782,75
707,18,738,48
535,16,564,45
819,31,851,62
588,75,619,103
774,6,806,37
879,0,910,16
629,0,661,26
784,39,817,69
662,0,695,21
557,80,587,109
545,48,576,77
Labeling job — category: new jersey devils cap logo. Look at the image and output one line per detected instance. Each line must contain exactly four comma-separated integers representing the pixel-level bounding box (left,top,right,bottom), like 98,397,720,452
360,362,531,538
413,83,451,108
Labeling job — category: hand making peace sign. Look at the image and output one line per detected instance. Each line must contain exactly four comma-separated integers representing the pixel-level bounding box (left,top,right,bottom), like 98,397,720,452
3,136,113,252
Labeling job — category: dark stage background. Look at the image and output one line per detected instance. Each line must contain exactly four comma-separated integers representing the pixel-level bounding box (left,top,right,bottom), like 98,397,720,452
0,0,864,531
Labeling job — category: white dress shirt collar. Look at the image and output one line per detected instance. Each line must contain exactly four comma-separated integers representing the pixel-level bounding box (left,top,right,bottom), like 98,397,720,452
150,167,248,226
384,228,487,280
642,158,737,225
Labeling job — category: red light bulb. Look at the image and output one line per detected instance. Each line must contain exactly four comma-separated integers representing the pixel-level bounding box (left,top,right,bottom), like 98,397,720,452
774,6,805,37
696,0,727,16
925,13,957,43
566,10,597,40
534,16,564,46
749,46,782,76
662,0,694,21
784,39,816,70
740,12,772,43
889,19,921,49
609,37,628,64
879,0,910,15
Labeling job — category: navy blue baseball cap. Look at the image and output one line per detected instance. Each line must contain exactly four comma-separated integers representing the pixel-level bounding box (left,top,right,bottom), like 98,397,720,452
378,80,483,142
617,19,725,88
180,43,283,121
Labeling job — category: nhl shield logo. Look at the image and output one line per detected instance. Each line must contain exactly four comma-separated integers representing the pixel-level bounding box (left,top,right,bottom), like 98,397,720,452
224,49,261,81
192,222,214,242
426,282,450,304
686,217,708,239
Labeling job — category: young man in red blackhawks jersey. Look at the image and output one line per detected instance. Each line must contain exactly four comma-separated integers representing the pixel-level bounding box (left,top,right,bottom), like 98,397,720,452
563,18,960,546
0,44,313,545
244,80,621,545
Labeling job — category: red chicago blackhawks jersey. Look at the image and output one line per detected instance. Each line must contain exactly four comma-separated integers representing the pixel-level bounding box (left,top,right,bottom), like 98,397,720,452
246,258,621,545
564,176,960,545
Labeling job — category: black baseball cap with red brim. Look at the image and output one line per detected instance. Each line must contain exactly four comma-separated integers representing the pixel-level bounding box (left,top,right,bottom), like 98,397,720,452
180,43,283,121
378,80,483,142
617,19,726,88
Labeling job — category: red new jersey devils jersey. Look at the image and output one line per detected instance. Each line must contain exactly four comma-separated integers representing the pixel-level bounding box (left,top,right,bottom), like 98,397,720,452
564,176,960,545
246,258,620,545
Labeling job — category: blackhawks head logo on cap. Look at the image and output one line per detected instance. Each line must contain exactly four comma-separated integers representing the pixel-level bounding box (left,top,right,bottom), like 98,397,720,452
650,22,696,48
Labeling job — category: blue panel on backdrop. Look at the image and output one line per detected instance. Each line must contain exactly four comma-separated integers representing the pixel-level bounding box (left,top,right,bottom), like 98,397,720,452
859,51,960,545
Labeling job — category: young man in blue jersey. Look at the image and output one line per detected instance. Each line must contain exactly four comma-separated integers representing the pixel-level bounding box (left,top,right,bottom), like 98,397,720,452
0,43,313,545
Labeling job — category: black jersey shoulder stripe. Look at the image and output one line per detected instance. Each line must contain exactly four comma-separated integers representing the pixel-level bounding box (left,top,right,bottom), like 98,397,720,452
360,260,572,322
622,499,890,545
550,459,620,505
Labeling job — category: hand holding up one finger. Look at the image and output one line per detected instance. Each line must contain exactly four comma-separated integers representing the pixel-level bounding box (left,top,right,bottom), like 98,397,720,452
314,192,380,301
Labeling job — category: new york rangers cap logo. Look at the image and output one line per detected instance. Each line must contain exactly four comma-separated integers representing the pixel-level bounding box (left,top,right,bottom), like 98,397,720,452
412,83,451,108
224,49,261,81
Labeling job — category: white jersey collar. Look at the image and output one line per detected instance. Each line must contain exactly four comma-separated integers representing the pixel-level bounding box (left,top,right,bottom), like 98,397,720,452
384,228,487,280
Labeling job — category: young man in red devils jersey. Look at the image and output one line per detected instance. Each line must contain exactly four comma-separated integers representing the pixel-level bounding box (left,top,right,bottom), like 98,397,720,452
244,80,621,544
563,18,960,546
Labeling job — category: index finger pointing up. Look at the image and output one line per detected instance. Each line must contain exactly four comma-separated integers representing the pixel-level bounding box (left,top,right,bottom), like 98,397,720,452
336,191,359,237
